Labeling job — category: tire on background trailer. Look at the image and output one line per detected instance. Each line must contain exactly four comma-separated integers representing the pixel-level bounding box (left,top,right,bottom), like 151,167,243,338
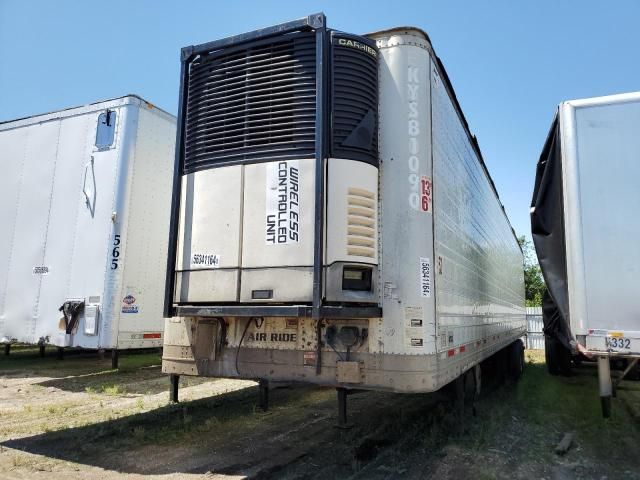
507,340,525,381
601,396,612,418
544,335,572,376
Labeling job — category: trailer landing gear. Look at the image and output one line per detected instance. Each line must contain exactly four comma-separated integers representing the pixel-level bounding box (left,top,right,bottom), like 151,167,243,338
258,379,269,412
596,356,639,418
111,349,119,370
169,374,180,403
39,344,45,357
336,387,352,429
4,344,9,356
597,356,612,418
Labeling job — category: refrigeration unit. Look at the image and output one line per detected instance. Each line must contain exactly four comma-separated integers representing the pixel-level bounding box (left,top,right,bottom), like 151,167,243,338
162,14,526,419
532,91,640,416
0,96,176,366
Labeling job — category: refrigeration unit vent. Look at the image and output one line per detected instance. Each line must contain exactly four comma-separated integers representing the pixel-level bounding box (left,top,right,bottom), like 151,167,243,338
346,187,376,258
331,36,378,165
183,32,317,173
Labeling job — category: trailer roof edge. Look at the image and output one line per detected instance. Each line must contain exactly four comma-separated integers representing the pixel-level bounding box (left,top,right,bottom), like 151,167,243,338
0,94,176,130
368,25,521,248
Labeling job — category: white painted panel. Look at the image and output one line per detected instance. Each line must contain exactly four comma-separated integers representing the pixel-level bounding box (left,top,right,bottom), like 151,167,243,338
175,269,239,303
240,267,313,302
116,105,176,348
177,166,242,271
241,158,315,268
373,31,436,355
0,126,28,338
563,97,640,335
37,113,95,345
2,120,59,344
175,165,242,303
66,108,121,348
240,158,315,302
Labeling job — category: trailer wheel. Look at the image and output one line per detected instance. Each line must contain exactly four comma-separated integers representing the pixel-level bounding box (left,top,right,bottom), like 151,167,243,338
463,369,476,402
544,336,557,374
545,335,571,376
508,340,525,381
601,396,612,418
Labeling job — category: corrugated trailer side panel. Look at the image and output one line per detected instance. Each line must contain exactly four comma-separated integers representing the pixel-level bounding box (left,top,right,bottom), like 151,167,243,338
430,61,526,369
115,104,176,349
0,125,30,340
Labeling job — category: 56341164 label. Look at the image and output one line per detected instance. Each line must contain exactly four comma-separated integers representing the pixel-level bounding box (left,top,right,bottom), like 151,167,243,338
190,253,220,269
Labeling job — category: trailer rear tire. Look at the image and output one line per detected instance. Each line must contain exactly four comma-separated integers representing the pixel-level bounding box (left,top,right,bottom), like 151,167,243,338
545,335,571,376
601,396,612,418
508,340,525,381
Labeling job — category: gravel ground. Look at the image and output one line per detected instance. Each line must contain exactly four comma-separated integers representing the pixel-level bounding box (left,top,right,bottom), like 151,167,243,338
0,348,638,479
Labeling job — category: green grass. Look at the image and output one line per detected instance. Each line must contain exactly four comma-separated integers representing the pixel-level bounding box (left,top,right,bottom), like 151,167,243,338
461,351,640,469
0,346,161,374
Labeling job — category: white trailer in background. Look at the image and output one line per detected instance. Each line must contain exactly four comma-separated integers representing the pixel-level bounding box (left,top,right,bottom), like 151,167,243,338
532,92,640,417
0,96,176,367
162,14,526,421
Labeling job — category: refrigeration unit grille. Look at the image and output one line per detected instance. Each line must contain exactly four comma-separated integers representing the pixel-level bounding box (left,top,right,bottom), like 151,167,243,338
331,39,378,165
183,32,317,173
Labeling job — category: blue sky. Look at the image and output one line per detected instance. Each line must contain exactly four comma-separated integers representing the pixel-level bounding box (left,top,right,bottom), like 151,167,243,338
2,0,639,240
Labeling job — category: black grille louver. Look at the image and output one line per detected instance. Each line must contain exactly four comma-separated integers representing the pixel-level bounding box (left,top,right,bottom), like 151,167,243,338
183,32,317,173
330,35,378,165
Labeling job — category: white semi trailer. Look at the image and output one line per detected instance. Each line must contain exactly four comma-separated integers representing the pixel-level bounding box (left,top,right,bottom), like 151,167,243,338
162,14,526,421
531,92,640,417
0,96,176,367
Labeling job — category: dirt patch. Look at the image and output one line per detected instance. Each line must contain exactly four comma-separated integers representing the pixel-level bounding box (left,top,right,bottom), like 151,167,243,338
1,349,639,479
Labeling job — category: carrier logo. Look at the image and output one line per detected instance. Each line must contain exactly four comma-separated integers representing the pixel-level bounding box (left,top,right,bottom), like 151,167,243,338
336,37,377,57
123,295,136,305
266,160,300,245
